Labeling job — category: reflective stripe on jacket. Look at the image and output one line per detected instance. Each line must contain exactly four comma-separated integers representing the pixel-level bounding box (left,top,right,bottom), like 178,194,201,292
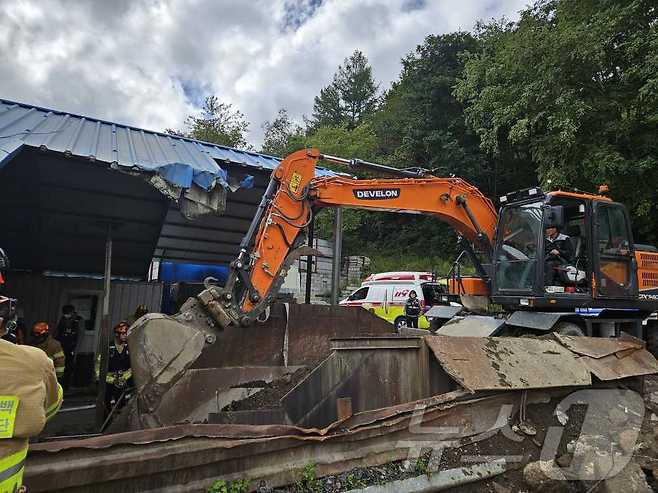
32,337,65,379
0,339,62,493
95,342,132,386
0,446,27,493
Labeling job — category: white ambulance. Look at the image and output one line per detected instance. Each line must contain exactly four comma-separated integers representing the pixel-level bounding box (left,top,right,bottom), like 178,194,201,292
339,271,447,330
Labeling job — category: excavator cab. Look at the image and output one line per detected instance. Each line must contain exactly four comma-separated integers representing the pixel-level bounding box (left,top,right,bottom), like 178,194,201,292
491,188,642,310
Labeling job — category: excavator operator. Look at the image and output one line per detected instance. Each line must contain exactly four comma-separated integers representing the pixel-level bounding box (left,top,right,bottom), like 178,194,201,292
544,225,574,285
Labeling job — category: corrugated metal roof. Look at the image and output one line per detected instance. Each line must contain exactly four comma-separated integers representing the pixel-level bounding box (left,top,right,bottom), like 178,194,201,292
0,99,334,276
0,98,333,176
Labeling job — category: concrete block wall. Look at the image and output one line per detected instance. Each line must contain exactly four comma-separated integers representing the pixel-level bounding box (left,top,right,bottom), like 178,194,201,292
293,238,371,302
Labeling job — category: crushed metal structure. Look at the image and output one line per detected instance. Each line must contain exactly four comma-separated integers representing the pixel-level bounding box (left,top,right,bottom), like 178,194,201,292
25,329,658,492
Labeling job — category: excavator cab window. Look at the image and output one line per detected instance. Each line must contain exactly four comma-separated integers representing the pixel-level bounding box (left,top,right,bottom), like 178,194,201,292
543,197,590,294
494,201,543,292
593,202,637,299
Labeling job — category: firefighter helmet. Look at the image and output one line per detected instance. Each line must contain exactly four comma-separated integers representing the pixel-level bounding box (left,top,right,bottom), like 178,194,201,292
114,322,129,335
32,322,49,336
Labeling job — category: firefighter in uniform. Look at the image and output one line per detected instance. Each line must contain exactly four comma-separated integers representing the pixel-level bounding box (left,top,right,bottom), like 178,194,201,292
30,323,66,383
103,322,132,413
0,298,63,492
53,305,81,390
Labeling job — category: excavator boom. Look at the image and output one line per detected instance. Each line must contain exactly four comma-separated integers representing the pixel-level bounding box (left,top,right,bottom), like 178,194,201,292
214,149,498,327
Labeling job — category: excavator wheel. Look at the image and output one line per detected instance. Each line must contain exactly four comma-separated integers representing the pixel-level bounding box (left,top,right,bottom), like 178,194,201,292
554,321,585,337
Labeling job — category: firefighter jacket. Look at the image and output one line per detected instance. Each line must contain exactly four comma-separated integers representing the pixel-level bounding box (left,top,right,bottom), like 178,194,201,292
96,341,132,387
0,339,63,492
404,297,422,317
54,316,80,349
32,336,65,380
107,341,131,386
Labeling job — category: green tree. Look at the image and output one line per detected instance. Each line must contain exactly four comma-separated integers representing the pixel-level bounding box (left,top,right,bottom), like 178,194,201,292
260,109,303,157
311,83,343,128
456,0,658,241
172,96,251,150
355,33,513,267
312,50,380,130
305,123,379,167
300,123,379,251
372,32,533,198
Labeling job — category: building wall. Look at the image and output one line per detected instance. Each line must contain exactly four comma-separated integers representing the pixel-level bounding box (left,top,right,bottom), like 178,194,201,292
296,238,335,300
4,272,162,353
295,238,371,301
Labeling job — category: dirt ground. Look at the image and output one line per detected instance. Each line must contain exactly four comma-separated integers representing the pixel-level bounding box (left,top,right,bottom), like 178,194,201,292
222,367,311,411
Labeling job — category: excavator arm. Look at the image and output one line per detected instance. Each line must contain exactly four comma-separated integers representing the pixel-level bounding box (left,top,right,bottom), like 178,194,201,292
211,148,498,328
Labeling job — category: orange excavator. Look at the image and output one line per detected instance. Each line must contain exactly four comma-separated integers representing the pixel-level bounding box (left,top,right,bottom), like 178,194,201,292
195,148,658,338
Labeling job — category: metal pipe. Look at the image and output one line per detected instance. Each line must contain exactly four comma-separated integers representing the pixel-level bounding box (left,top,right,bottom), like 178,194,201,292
95,223,112,428
304,215,315,304
239,176,278,250
319,154,428,178
331,208,343,305
455,195,492,254
56,404,97,413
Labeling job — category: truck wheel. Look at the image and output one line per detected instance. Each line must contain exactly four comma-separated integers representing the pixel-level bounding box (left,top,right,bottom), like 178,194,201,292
554,321,584,337
394,316,407,332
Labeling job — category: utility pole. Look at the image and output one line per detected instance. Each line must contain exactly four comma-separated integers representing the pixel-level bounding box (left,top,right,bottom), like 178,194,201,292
95,223,113,428
305,215,315,304
331,208,343,305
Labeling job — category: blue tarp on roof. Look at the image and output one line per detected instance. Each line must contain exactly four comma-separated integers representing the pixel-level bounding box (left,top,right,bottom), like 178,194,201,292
0,99,334,190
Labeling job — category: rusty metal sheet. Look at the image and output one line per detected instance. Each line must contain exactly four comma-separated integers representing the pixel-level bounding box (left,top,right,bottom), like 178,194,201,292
30,423,321,453
425,335,591,392
577,348,658,381
25,391,522,493
425,305,463,320
435,315,505,337
554,334,644,359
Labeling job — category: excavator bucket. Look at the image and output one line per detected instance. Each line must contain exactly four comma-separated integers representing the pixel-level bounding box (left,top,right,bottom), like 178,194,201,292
125,302,396,430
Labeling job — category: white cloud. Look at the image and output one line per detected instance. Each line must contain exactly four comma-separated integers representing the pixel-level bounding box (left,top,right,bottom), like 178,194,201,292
0,0,528,149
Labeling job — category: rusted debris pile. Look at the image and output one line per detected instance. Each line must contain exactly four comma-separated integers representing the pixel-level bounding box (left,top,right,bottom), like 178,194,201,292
23,333,658,492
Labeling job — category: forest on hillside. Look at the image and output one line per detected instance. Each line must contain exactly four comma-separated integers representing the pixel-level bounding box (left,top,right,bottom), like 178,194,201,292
169,0,658,274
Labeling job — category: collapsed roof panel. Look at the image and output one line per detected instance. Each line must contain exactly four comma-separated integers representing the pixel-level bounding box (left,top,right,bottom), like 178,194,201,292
426,335,658,392
425,336,592,392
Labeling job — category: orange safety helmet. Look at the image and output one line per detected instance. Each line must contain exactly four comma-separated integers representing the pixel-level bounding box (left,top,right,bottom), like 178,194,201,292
114,322,129,335
32,321,49,336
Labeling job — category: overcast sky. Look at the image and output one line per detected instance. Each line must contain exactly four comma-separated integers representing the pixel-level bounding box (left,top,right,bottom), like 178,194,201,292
0,0,528,149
